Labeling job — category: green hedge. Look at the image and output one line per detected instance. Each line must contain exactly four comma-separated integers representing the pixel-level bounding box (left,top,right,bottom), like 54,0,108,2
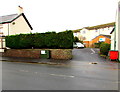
94,42,103,48
100,42,110,56
6,31,74,49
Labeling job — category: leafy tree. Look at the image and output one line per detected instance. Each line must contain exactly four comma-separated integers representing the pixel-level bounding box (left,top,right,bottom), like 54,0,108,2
74,37,83,43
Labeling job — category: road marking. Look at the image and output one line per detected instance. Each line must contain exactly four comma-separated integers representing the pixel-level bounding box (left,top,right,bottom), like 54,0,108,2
33,72,75,78
19,70,28,72
35,72,38,74
19,70,25,72
50,74,75,78
112,81,120,83
91,48,95,54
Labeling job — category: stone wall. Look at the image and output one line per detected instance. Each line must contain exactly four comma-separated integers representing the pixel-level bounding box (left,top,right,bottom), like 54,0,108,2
3,49,72,60
3,49,40,58
50,49,72,60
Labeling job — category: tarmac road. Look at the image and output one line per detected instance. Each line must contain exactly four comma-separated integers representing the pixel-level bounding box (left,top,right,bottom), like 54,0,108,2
1,48,119,90
73,48,106,62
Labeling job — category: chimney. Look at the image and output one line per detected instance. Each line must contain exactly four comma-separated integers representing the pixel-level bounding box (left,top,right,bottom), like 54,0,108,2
17,6,23,14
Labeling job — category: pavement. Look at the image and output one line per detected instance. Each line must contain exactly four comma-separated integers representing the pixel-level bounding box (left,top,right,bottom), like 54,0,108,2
1,48,120,90
0,52,71,65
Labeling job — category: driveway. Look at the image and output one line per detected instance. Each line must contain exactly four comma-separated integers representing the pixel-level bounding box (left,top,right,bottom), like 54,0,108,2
72,48,106,62
1,48,119,90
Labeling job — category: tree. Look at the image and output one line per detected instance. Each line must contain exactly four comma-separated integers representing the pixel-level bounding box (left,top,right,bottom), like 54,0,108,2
74,37,83,43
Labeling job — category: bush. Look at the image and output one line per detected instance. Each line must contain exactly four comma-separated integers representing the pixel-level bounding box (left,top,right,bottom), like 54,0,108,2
94,42,103,48
100,42,110,56
74,37,83,43
5,30,74,49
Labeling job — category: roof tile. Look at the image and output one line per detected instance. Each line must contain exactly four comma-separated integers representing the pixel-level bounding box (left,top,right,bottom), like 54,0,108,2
0,14,18,24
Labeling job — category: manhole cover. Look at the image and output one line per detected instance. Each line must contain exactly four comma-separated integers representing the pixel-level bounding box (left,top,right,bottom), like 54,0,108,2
89,62,98,64
1,60,7,61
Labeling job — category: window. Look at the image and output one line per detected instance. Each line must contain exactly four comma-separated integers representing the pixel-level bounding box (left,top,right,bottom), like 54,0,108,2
99,38,105,42
102,28,104,31
95,30,98,32
0,29,3,32
12,22,15,25
82,37,86,40
82,30,86,34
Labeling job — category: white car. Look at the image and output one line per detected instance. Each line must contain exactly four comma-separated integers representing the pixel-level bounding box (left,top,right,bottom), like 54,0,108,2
73,42,84,48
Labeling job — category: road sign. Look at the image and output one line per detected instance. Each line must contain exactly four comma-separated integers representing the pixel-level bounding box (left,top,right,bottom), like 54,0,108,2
99,38,105,42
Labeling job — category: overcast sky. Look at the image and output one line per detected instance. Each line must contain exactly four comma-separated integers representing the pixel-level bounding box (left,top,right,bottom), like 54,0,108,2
0,0,119,33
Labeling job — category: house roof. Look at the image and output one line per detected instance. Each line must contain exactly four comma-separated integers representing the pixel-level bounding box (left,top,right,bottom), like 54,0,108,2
0,13,33,30
91,34,111,41
72,22,115,33
85,22,115,30
72,29,82,33
101,35,111,39
0,14,18,24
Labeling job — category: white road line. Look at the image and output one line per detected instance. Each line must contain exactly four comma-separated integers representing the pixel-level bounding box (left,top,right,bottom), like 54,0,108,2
33,72,75,78
19,70,28,72
19,70,25,72
112,81,120,83
91,48,95,54
35,72,38,74
50,74,75,78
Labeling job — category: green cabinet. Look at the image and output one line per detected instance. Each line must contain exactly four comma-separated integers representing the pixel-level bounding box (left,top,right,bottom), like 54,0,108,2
40,50,50,59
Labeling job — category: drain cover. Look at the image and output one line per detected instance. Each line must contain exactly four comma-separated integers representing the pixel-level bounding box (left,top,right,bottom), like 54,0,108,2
1,60,7,61
89,62,98,64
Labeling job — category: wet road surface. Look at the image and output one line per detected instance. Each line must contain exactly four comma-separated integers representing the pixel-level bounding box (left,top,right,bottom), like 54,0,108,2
1,48,119,90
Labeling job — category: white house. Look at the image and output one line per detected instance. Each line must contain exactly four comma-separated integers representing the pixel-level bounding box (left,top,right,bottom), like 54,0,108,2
0,6,33,36
0,6,33,52
110,1,120,61
73,22,114,47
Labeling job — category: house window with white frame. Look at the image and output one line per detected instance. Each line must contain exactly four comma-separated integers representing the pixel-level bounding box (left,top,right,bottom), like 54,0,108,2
95,29,99,32
102,28,104,31
82,30,86,34
0,29,3,32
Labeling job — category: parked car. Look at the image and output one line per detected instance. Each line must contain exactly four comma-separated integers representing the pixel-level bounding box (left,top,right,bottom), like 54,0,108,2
73,43,78,48
73,42,84,48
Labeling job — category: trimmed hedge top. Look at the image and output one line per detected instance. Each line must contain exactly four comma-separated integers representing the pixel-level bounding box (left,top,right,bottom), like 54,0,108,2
6,31,74,49
100,42,110,56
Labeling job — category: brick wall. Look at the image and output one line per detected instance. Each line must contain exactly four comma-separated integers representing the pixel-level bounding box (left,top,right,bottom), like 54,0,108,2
3,49,72,60
3,49,40,58
50,49,72,60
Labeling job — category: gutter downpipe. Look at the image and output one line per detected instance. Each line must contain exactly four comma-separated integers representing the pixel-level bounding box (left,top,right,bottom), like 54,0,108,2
8,23,9,36
114,26,116,50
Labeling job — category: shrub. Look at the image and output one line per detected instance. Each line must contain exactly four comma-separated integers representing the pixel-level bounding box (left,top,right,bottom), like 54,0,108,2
94,42,103,48
74,37,83,43
6,35,20,49
5,30,74,49
100,42,110,56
